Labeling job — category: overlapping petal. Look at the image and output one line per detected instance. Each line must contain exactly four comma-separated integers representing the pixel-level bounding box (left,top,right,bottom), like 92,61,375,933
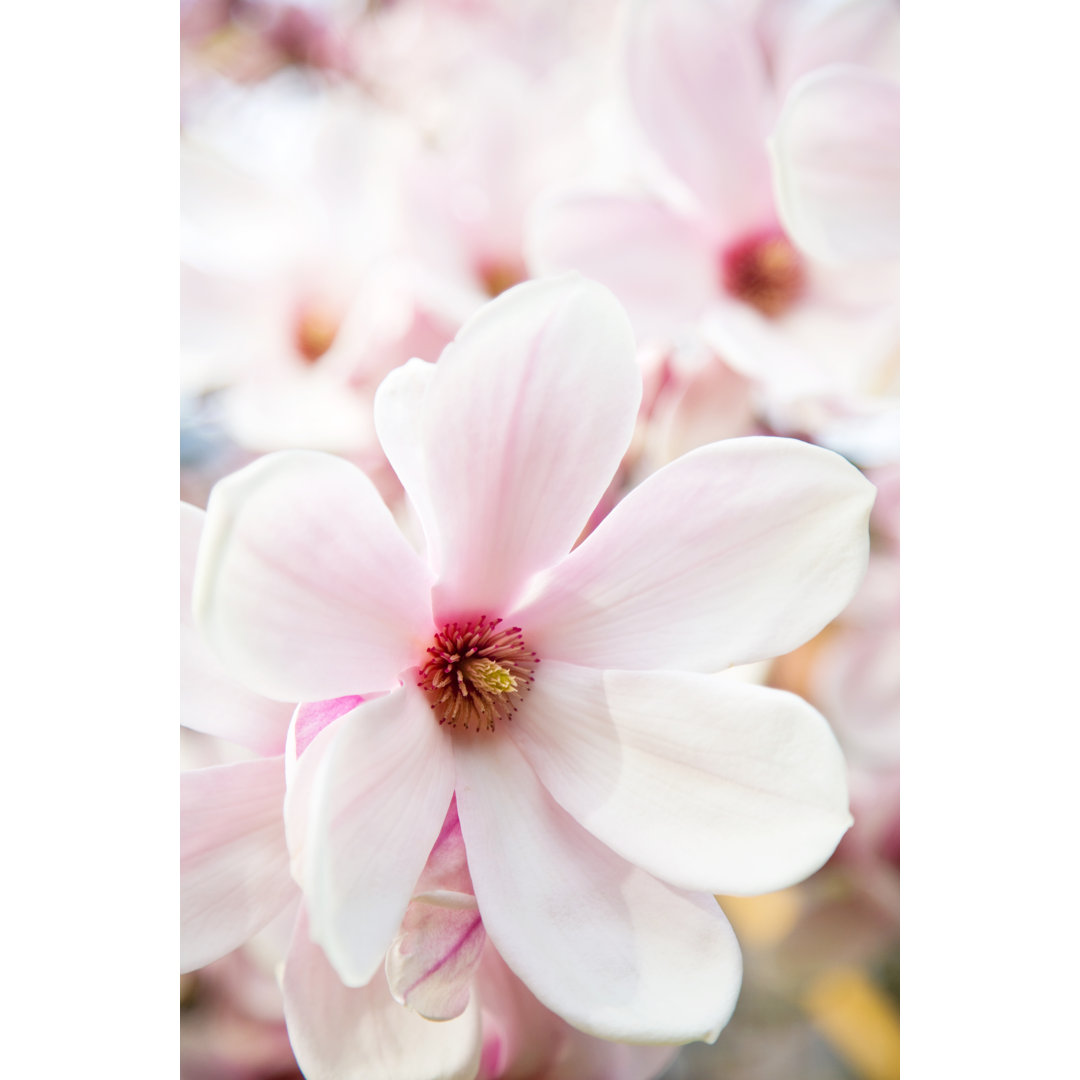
180,757,295,972
454,735,742,1043
511,663,851,895
516,436,874,672
305,684,456,987
373,357,440,551
385,799,486,1021
415,274,641,620
193,450,434,703
181,503,292,754
771,65,900,265
627,0,774,233
385,895,486,1021
284,697,366,889
283,908,482,1080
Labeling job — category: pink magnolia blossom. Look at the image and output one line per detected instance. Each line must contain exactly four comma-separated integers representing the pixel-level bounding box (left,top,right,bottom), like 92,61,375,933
527,0,900,464
183,501,680,1080
181,75,446,457
190,274,874,1046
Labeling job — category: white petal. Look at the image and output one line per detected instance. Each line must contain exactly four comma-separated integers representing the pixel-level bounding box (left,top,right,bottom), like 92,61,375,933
180,757,295,972
416,274,641,620
455,735,742,1043
516,437,874,672
283,908,482,1080
194,450,434,703
511,663,851,895
771,65,900,265
181,503,292,754
306,684,456,987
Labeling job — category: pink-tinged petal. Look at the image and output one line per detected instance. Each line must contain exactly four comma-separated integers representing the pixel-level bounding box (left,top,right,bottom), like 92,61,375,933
306,683,456,987
419,275,641,620
511,663,851,895
771,66,900,265
385,799,484,1021
194,450,434,703
413,797,473,897
627,0,774,233
455,735,742,1043
293,696,365,759
283,908,482,1080
385,895,486,1021
516,436,874,672
526,192,716,342
180,757,295,972
181,503,292,754
284,702,354,891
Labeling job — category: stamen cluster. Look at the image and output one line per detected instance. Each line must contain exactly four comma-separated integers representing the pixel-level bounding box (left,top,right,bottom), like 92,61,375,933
721,229,805,318
418,616,538,733
294,301,340,363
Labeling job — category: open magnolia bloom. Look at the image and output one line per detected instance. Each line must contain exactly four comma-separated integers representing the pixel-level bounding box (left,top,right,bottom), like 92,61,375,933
192,274,874,1046
527,0,899,465
182,503,678,1080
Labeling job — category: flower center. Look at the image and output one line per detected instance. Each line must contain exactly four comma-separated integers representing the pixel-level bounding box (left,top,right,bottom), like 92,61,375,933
418,617,538,733
294,300,341,363
720,228,805,318
477,258,526,299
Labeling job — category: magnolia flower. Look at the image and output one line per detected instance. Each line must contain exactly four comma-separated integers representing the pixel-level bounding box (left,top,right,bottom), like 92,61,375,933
181,74,441,457
192,274,874,1045
527,0,900,464
182,504,678,1080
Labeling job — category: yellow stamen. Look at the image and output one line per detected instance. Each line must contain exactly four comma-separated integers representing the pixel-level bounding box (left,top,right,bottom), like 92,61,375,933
464,658,518,695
